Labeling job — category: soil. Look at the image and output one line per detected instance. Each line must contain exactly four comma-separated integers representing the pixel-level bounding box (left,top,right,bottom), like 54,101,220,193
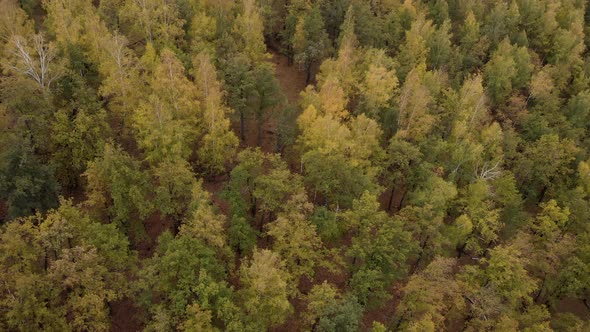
134,212,173,259
269,50,308,105
361,283,403,330
109,298,144,332
553,297,590,319
202,174,231,216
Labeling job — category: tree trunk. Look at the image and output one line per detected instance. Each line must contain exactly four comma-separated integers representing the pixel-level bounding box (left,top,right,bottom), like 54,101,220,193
387,186,395,212
306,62,312,84
397,188,407,211
457,242,467,258
257,115,262,147
240,110,246,141
534,276,546,303
538,185,548,203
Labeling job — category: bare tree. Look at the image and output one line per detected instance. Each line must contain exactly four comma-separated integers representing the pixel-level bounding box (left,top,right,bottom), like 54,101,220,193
475,161,502,181
7,34,61,90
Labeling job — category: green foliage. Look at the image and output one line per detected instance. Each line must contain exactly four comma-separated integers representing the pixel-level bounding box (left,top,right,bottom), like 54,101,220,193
303,282,363,332
135,232,237,331
0,134,59,219
294,5,331,83
345,192,415,304
396,258,464,331
84,144,152,225
515,134,579,201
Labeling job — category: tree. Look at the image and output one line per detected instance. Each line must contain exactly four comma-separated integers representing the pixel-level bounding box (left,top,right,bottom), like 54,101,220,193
192,52,238,175
119,0,185,47
0,133,59,219
0,218,66,331
358,49,398,116
179,183,229,254
135,232,238,331
133,49,201,164
454,179,503,256
3,34,63,91
251,63,284,146
84,144,152,225
47,246,120,331
396,65,436,141
0,199,133,331
396,14,432,81
457,10,489,79
220,54,256,142
297,105,384,208
239,249,293,330
345,192,415,304
303,282,363,332
50,74,110,189
266,192,323,289
484,39,532,107
515,134,579,202
225,148,302,226
384,137,423,211
233,0,268,65
395,258,464,331
427,20,452,70
293,6,331,83
152,159,198,227
461,244,537,315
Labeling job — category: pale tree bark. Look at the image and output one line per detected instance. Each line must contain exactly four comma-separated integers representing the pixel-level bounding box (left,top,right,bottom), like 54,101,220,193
8,34,61,90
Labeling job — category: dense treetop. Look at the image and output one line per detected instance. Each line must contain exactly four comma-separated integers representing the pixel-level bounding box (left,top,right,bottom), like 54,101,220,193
1,0,590,330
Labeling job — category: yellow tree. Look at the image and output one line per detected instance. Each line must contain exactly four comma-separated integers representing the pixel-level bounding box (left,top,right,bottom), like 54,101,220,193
133,49,200,164
266,192,323,291
192,52,238,175
119,0,185,47
233,0,268,65
239,249,293,330
396,65,435,141
297,104,384,207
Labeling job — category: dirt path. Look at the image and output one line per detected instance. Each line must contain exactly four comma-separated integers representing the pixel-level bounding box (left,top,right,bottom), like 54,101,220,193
269,50,308,105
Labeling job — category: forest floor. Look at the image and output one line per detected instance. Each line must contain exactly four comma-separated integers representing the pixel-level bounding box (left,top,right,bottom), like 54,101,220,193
269,50,308,105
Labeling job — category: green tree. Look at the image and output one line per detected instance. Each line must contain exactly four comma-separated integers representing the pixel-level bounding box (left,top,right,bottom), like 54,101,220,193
233,0,268,64
515,134,579,202
345,192,415,304
251,63,285,146
0,199,133,331
135,232,238,331
0,133,59,219
293,6,331,83
303,282,363,332
84,144,152,226
50,74,110,189
152,159,198,228
297,105,384,208
119,0,185,47
133,49,200,164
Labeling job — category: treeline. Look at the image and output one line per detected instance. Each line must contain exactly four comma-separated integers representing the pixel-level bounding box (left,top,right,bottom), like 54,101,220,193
1,0,590,331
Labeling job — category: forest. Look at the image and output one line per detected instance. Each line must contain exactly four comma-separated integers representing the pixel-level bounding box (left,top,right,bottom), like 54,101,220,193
1,0,590,330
